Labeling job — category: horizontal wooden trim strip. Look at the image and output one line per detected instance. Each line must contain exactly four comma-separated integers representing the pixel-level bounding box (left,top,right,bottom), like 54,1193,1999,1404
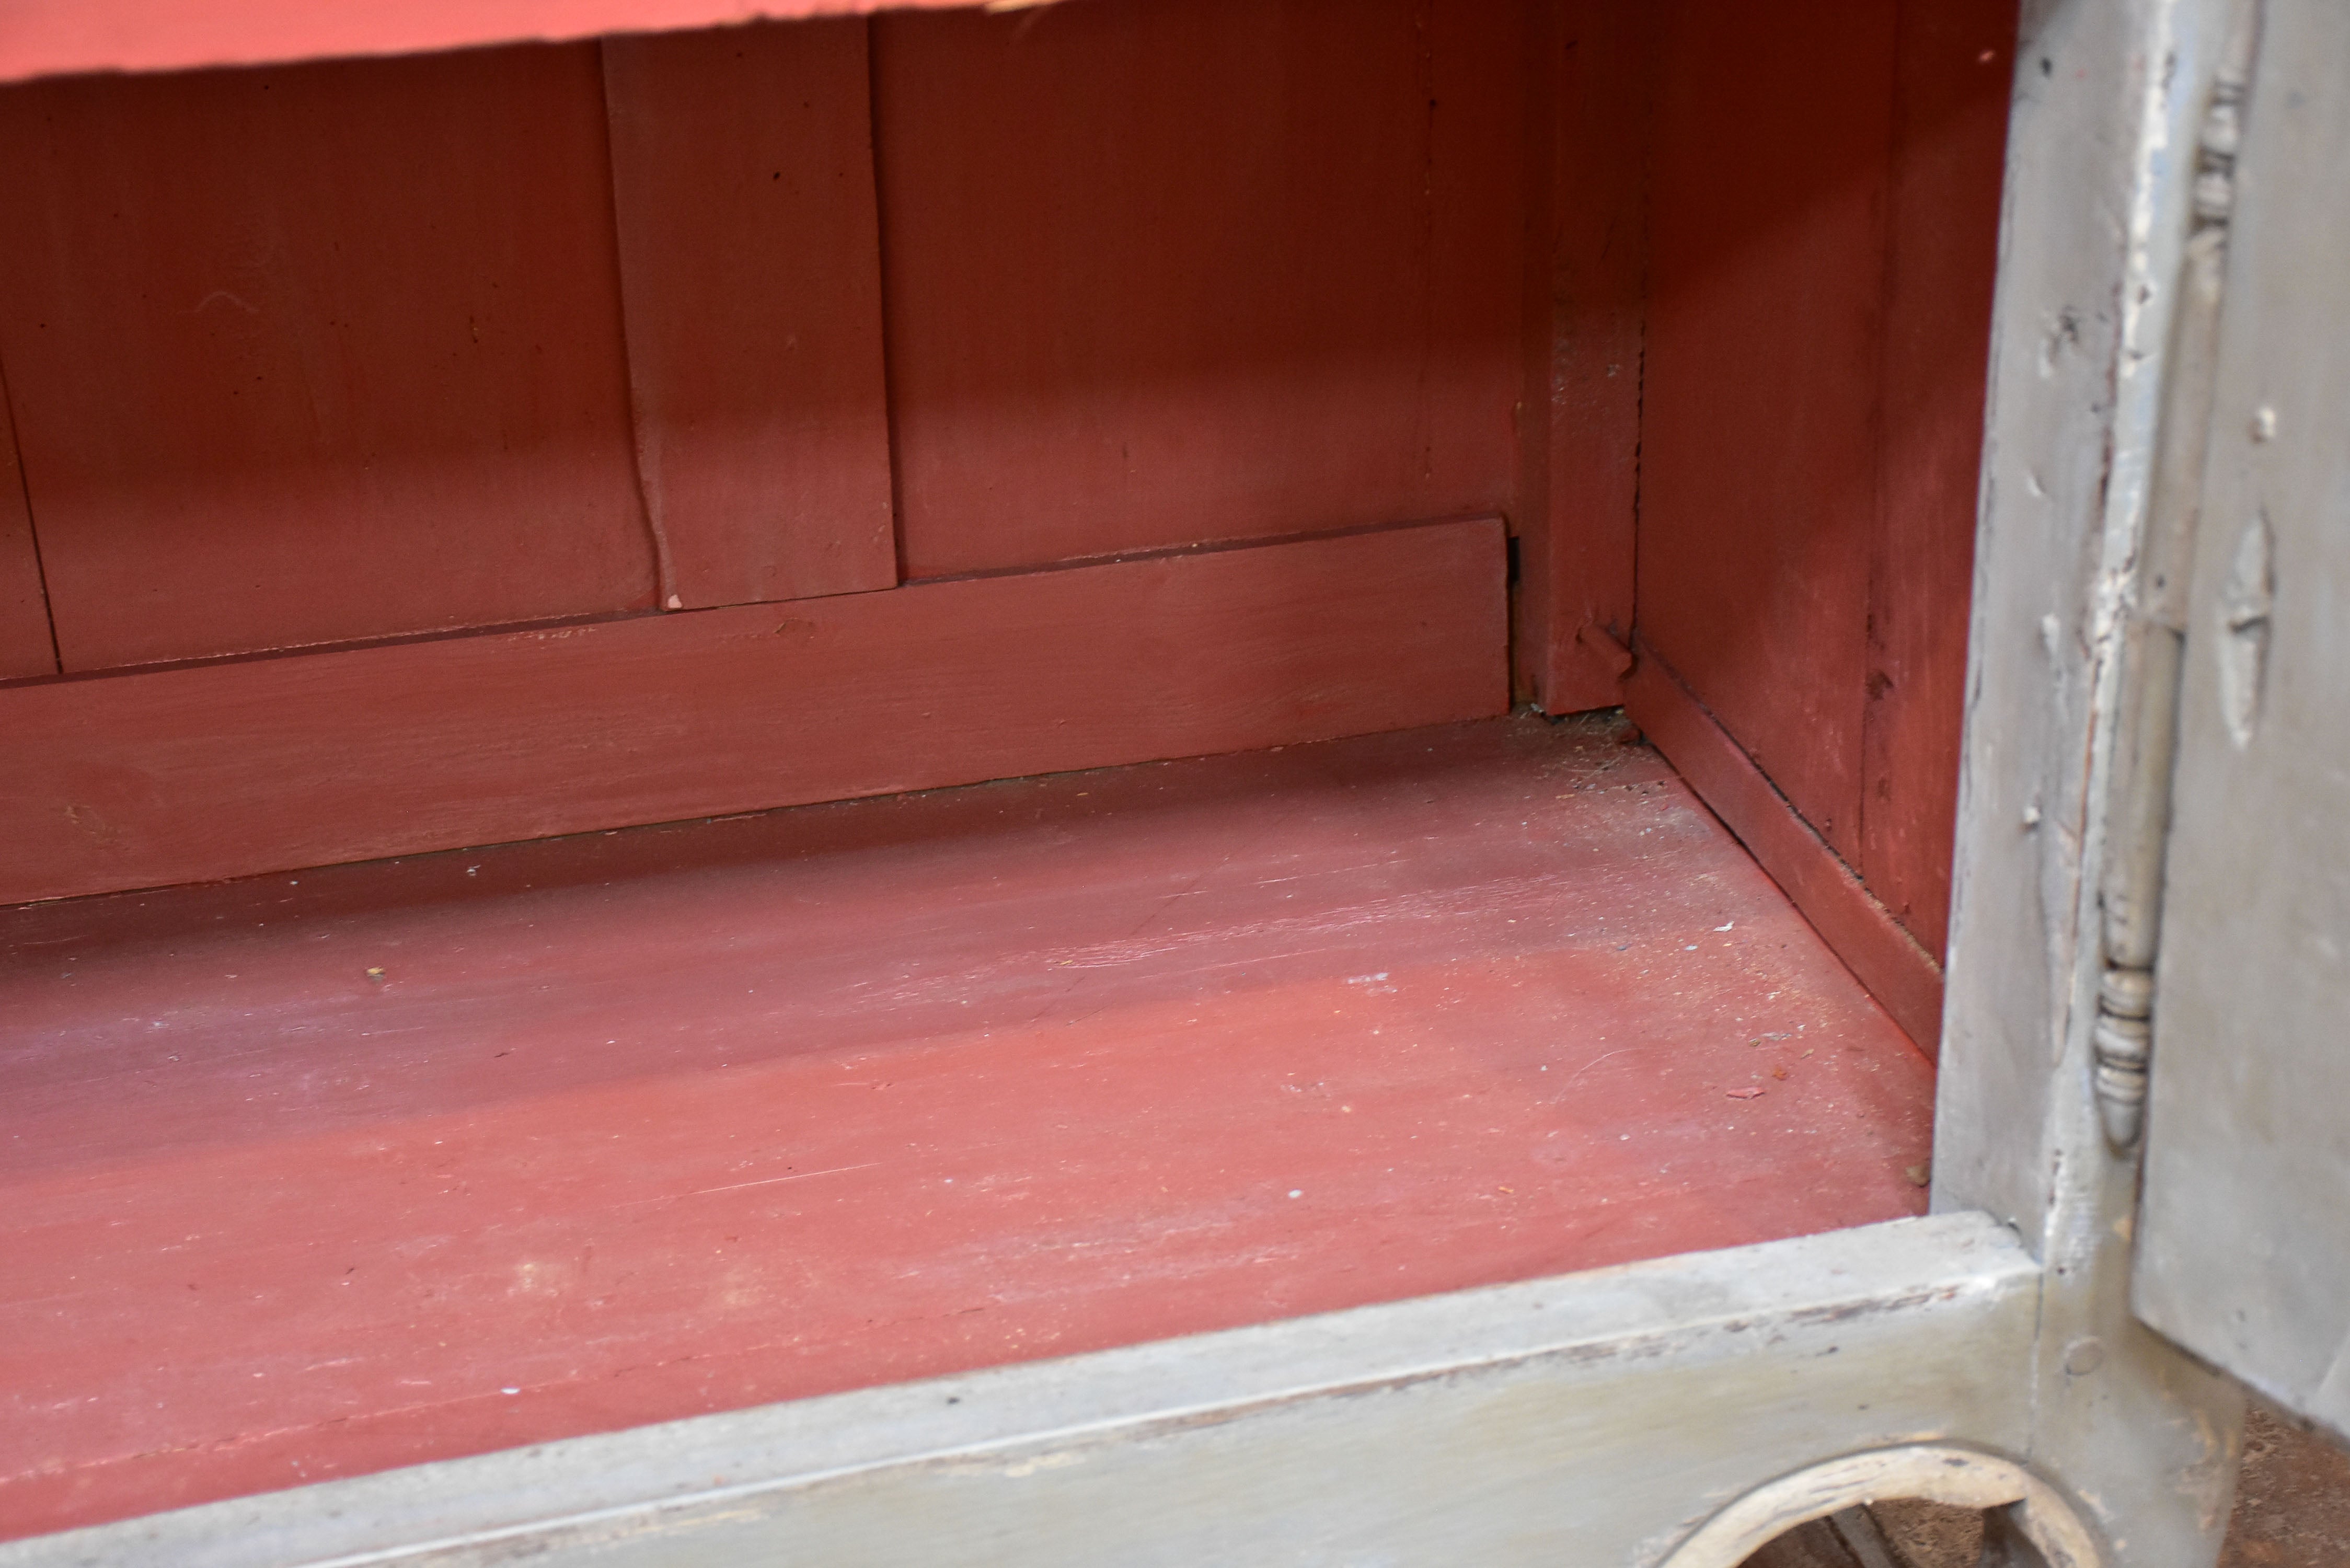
1624,642,1944,1056
2,519,1507,905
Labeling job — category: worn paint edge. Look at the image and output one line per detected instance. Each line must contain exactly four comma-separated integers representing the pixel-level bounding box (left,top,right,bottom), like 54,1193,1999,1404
0,1212,2035,1568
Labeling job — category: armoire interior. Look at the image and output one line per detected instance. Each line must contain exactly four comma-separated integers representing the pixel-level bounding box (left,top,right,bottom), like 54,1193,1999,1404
0,0,2015,1539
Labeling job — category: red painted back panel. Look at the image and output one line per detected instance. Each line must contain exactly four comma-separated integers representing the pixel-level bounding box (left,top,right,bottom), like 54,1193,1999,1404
1637,0,1896,869
0,0,1997,1051
1860,0,2013,960
873,0,1522,578
0,46,656,671
0,397,52,679
603,20,899,608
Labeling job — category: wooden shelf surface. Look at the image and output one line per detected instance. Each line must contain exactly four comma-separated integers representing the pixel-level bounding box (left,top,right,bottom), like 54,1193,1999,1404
0,715,1933,1539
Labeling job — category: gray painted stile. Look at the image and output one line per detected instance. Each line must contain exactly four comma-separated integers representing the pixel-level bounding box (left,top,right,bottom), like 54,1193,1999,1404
1934,0,2258,1563
8,0,2329,1562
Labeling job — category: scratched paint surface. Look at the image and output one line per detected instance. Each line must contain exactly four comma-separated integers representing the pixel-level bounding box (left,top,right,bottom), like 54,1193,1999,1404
0,716,1932,1537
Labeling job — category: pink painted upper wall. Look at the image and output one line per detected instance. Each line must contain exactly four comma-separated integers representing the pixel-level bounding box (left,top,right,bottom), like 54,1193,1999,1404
0,0,988,83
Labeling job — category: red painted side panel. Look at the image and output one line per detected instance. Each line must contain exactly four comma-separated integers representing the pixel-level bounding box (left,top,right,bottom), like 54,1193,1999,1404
874,0,1522,579
0,521,1506,904
1860,0,2014,961
1631,0,2005,964
1637,0,1896,867
0,47,656,671
0,394,52,679
604,20,898,608
0,0,986,86
0,716,1934,1537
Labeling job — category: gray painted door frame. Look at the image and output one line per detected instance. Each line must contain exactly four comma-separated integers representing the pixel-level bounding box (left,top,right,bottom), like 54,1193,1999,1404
1935,2,2259,1564
0,1,2279,1563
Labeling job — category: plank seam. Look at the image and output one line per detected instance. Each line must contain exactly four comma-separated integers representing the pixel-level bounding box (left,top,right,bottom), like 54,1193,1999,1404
0,353,61,677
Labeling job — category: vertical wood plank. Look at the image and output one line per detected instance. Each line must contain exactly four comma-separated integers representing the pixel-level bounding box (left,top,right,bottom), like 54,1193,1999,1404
602,21,898,610
0,378,56,679
1516,0,1645,714
0,47,655,671
873,0,1521,579
1857,0,2016,961
1637,0,1898,867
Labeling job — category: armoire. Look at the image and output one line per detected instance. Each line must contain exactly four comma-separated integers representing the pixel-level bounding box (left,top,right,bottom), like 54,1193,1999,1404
1,0,2341,1562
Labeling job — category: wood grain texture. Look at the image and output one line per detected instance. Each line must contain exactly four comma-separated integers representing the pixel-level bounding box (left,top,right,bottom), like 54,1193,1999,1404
1516,0,1645,716
1626,644,1942,1056
0,47,656,671
872,0,1521,579
0,0,988,85
1860,0,2015,963
0,716,1936,1538
603,21,898,609
0,521,1505,904
0,383,52,680
1637,0,1897,866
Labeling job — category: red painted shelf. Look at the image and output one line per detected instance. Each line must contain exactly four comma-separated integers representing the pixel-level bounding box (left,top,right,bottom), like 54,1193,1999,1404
0,716,1932,1539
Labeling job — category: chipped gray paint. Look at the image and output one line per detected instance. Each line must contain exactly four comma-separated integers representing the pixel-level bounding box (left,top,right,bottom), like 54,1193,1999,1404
0,1216,2036,1568
1939,0,2256,1561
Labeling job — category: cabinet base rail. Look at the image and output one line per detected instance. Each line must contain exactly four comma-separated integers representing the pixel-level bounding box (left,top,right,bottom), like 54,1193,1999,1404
4,1213,2047,1568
